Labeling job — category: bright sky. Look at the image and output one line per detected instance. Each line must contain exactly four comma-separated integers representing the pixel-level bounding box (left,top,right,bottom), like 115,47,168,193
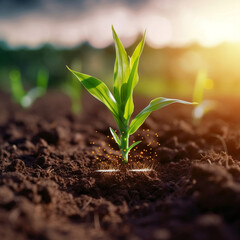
1,0,240,48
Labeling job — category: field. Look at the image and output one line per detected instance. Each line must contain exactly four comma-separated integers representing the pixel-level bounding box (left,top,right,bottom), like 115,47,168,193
1,91,240,240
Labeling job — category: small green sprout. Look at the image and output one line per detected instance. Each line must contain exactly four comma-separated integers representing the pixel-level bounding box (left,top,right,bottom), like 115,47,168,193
9,68,48,108
192,70,215,125
62,76,82,114
67,27,194,163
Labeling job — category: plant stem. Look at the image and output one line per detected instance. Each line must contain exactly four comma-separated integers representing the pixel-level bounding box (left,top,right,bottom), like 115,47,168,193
120,131,129,163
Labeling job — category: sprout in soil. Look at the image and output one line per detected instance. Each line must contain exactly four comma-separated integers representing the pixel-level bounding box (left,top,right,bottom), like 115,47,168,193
67,26,194,163
62,75,82,114
9,68,48,108
192,70,215,125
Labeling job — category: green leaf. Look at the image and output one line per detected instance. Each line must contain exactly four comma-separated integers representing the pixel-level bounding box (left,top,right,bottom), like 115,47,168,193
9,69,26,103
37,68,49,91
67,66,119,119
130,31,146,87
129,97,194,135
109,127,121,146
112,26,130,107
124,33,146,120
127,141,141,153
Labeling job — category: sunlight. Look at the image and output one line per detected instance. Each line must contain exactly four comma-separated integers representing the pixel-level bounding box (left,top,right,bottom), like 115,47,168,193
2,0,240,48
196,16,240,47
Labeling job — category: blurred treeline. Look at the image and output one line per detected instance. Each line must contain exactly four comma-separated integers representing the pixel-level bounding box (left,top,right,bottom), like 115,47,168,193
1,40,240,97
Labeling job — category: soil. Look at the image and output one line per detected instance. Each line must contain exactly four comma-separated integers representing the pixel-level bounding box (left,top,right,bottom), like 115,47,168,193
1,91,240,240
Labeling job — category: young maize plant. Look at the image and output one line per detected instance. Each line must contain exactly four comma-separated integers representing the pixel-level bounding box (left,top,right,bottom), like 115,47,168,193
9,68,48,108
62,76,82,114
67,27,194,163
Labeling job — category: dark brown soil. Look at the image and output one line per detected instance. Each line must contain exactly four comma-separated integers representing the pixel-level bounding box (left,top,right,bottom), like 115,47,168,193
1,91,240,240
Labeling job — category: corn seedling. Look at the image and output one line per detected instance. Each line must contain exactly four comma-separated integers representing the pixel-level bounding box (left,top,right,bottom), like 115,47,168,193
62,76,82,114
9,68,48,108
192,70,215,125
67,27,194,163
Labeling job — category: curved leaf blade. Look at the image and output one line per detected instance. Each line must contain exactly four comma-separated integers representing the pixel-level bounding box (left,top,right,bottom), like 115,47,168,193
127,141,141,153
129,97,194,135
109,127,120,146
123,59,139,121
67,66,118,118
112,26,130,106
124,34,146,120
130,31,146,88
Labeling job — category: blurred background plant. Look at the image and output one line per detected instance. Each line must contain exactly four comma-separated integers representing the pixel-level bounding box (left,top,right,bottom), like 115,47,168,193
192,70,216,125
61,76,82,114
61,59,82,114
9,68,48,108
